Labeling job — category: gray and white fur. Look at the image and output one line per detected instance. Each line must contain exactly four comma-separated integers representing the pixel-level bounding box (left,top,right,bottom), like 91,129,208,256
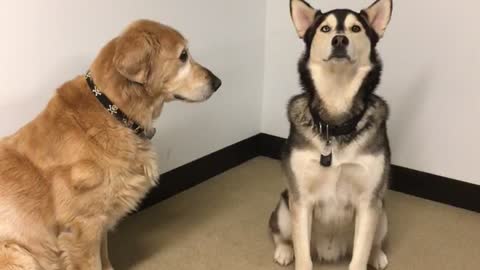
269,1,394,270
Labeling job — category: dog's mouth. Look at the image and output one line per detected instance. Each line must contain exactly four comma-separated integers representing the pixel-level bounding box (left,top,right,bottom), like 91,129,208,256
324,48,354,63
173,93,212,103
324,53,353,62
174,94,188,101
173,94,197,103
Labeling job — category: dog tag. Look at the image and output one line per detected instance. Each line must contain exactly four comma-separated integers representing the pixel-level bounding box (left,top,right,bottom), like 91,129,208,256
320,143,332,167
320,124,333,167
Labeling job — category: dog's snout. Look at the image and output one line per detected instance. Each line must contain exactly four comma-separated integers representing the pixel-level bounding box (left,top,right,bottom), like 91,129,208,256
207,70,222,92
212,76,222,92
332,35,349,48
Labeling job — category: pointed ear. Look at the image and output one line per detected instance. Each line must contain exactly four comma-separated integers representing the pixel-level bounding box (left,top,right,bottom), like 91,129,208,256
290,0,317,39
361,0,393,38
113,33,152,84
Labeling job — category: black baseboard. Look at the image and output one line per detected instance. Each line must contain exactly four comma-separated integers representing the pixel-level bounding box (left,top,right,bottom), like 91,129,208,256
139,133,479,213
257,133,285,160
389,166,480,213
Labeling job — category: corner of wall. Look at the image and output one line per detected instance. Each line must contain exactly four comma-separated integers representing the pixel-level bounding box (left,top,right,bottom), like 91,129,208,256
259,0,271,134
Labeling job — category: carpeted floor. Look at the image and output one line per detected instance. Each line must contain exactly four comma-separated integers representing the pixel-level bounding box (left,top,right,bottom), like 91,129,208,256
109,157,480,270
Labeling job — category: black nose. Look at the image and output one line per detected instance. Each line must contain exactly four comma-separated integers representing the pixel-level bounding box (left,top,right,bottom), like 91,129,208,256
332,35,349,48
207,70,222,92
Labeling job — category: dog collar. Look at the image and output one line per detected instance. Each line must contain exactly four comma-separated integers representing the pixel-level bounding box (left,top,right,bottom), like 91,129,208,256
85,71,155,140
313,111,366,137
309,105,368,167
317,120,359,167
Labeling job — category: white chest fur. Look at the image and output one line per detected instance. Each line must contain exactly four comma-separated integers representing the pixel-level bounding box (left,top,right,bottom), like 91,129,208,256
106,149,160,225
288,132,385,226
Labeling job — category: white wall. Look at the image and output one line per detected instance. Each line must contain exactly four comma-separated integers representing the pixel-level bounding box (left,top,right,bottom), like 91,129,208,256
0,0,266,173
261,0,480,185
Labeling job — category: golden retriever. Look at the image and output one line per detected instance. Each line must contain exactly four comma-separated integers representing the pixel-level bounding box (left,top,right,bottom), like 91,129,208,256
0,19,221,270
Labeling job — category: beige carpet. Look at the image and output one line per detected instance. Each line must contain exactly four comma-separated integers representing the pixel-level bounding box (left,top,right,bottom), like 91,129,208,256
109,157,480,270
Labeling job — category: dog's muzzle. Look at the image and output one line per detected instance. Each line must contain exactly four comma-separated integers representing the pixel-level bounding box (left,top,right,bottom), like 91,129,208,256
328,35,351,61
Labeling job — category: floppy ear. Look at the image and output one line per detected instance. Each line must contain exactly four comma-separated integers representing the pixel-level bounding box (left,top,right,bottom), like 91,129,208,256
290,0,317,39
113,33,152,84
361,0,393,38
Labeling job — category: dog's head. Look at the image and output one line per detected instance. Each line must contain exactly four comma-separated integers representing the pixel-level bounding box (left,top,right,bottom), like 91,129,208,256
113,20,221,103
290,0,392,67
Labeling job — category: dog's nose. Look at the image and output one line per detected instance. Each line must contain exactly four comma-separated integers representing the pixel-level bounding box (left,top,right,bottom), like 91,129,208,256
207,70,222,92
332,35,349,48
212,76,222,92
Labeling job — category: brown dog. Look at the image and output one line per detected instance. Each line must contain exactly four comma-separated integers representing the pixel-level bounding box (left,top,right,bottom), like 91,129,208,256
0,19,221,270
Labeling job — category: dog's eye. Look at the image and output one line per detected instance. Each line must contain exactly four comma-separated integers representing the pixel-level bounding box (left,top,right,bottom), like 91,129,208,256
351,25,361,33
320,26,331,33
179,49,189,63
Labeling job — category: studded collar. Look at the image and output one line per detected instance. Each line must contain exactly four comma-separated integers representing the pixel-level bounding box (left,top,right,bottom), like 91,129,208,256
85,71,155,140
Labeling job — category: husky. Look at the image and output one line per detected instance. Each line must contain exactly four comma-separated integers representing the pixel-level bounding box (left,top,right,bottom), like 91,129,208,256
268,0,393,270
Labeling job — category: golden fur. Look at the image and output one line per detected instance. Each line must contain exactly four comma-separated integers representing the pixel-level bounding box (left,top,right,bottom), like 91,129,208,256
0,19,220,270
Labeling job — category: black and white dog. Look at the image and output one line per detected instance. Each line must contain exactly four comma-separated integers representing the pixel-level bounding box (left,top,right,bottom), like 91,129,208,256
269,1,393,270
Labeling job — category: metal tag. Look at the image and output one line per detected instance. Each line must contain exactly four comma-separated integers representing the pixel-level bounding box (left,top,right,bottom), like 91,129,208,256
321,142,332,167
320,123,333,167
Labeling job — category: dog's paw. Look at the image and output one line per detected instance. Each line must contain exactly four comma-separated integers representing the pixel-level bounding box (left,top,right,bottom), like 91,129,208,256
274,244,294,266
369,249,389,270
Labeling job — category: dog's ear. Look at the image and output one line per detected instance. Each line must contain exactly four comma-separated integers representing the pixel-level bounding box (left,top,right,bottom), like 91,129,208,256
113,33,152,84
290,0,317,39
361,0,393,38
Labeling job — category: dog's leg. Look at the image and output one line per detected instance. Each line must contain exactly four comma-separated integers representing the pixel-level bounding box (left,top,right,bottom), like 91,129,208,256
291,199,313,270
101,233,113,270
349,199,381,270
58,219,103,270
270,191,294,266
368,210,388,270
284,150,319,270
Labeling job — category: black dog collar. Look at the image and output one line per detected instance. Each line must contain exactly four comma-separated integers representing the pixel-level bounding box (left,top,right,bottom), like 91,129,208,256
309,105,368,167
85,71,155,140
313,111,366,137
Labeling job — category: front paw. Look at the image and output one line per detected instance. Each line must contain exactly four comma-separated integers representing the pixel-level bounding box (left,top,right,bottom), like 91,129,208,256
274,244,294,266
369,249,388,270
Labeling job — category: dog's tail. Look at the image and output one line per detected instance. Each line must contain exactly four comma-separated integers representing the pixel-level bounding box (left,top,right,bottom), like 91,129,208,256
0,242,44,270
